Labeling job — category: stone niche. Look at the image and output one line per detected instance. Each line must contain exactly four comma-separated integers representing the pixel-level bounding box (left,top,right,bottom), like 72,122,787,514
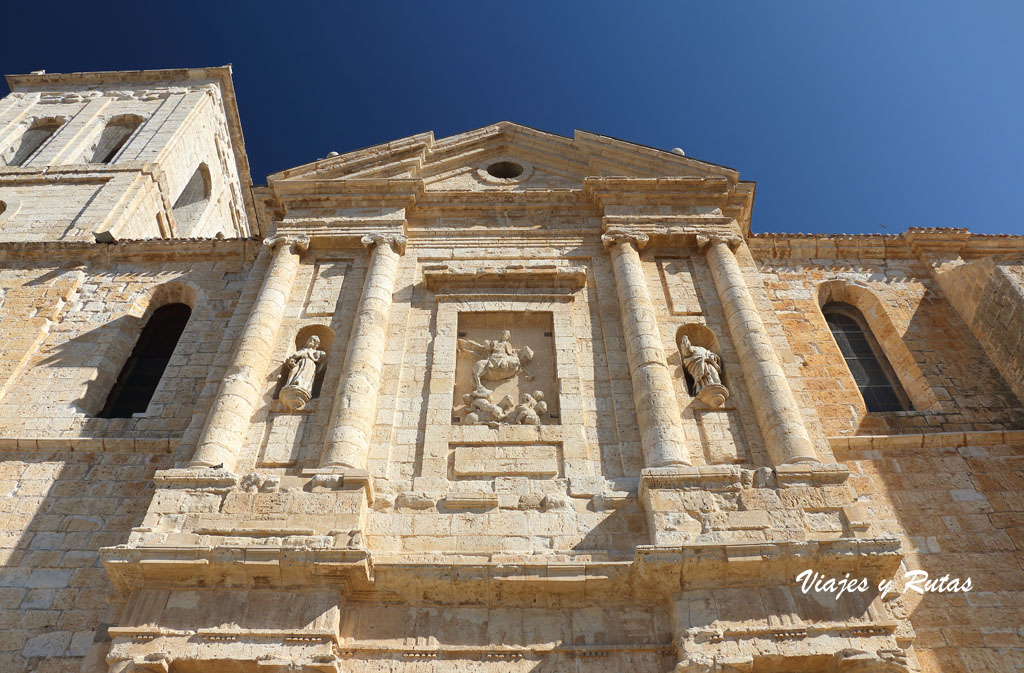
452,311,559,424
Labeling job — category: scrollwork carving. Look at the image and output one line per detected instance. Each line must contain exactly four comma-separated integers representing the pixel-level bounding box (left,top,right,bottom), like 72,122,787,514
601,229,650,251
262,233,310,254
361,232,408,255
695,233,742,253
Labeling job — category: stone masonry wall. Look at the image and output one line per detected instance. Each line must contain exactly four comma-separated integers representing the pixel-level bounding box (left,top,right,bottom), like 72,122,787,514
751,249,1023,436
834,435,1024,672
0,448,173,673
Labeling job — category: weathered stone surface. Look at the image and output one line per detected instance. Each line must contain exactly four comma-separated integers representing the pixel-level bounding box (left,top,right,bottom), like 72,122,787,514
0,67,1022,673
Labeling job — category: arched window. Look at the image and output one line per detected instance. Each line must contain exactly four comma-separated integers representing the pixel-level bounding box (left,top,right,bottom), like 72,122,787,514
3,117,64,166
99,303,191,418
88,115,143,164
823,302,912,412
172,163,211,232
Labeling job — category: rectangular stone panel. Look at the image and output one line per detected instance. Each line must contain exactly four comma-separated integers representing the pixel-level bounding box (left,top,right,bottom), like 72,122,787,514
657,257,702,315
305,260,348,316
695,409,748,464
454,311,559,422
452,443,560,477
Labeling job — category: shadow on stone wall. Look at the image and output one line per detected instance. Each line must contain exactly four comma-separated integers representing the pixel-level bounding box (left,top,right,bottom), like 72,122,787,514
0,449,171,673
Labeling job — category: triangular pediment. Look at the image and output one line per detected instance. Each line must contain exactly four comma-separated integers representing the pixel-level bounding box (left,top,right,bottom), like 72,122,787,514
268,122,740,191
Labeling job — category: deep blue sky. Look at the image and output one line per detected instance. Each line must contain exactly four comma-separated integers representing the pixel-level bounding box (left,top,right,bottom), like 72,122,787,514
3,3,1022,235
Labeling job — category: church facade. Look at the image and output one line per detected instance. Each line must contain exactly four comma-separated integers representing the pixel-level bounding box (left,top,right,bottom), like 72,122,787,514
0,67,1021,673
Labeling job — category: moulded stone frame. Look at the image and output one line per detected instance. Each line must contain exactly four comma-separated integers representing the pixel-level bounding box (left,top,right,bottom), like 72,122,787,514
417,294,590,487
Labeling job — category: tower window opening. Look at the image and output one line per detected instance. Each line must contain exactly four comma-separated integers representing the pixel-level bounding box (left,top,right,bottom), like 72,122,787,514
89,116,143,163
99,303,191,418
3,117,64,167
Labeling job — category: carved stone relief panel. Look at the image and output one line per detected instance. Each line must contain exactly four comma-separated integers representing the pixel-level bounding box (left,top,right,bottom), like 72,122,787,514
416,295,587,489
453,312,559,425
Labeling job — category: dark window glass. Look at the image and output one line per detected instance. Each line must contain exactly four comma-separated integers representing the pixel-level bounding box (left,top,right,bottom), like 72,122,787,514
824,303,911,413
99,303,191,418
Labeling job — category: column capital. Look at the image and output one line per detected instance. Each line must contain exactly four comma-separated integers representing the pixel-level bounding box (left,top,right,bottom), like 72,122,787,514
601,229,649,252
361,232,408,255
262,233,310,255
696,233,743,253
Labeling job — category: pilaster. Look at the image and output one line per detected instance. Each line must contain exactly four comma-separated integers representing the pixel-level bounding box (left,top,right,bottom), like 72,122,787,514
602,229,691,468
189,233,309,471
698,233,819,465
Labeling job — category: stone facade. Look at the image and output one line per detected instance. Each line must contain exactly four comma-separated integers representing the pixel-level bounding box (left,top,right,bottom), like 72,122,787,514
0,67,1021,673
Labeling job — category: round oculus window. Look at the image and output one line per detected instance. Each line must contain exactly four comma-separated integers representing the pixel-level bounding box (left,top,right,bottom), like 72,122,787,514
486,161,524,179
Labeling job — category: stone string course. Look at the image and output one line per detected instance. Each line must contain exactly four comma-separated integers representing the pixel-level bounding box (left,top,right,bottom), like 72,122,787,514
0,68,1020,672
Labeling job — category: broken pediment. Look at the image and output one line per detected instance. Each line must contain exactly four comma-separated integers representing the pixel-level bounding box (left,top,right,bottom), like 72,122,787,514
267,121,740,191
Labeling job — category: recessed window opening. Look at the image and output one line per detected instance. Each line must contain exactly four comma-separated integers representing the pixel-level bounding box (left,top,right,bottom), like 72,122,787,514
486,161,524,179
4,117,64,167
823,302,912,413
172,163,211,232
99,303,191,418
89,115,143,163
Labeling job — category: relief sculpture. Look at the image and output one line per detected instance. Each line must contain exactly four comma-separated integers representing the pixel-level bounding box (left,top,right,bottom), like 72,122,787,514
458,329,534,396
278,334,326,411
457,330,547,426
462,389,548,427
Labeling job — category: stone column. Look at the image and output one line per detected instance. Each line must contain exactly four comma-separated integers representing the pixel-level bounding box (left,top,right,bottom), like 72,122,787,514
698,234,819,464
319,233,407,470
602,230,691,468
189,234,309,471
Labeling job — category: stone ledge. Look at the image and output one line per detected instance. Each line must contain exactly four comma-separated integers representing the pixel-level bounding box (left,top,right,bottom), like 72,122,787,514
0,436,176,452
638,463,849,496
634,536,903,590
153,468,239,489
100,544,373,595
828,428,1024,452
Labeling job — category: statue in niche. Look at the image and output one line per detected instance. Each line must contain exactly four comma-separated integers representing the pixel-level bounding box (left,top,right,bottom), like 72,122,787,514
462,389,548,427
457,330,534,396
278,334,326,411
679,335,729,407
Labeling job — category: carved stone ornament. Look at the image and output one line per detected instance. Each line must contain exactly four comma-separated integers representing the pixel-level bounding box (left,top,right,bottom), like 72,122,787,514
278,334,326,411
262,232,310,254
680,335,729,407
457,330,534,397
601,229,650,251
695,233,742,253
462,389,548,427
361,232,408,255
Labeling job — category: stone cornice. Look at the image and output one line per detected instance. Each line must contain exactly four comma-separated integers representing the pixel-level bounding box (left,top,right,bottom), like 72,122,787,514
422,263,587,291
749,228,1024,261
0,237,258,263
